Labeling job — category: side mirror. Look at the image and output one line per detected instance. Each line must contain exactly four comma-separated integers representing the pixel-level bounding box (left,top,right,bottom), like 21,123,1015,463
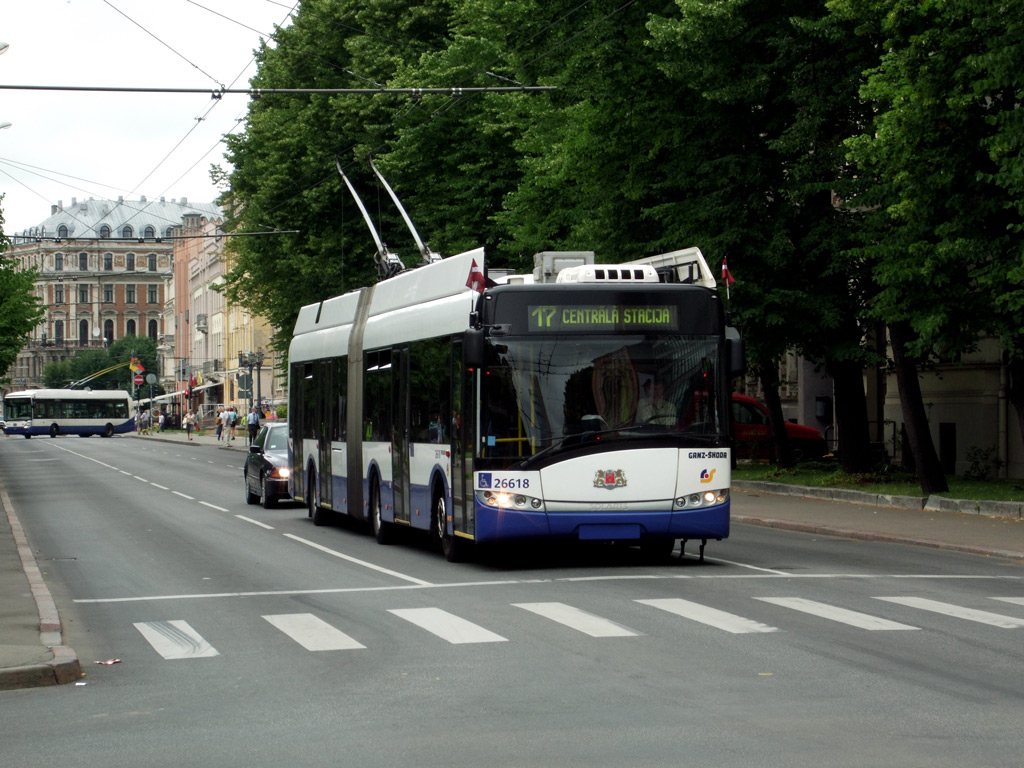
249,444,262,454
464,328,485,369
726,326,745,377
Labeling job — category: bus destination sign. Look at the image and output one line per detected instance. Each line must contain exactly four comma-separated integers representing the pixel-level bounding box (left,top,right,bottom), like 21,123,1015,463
528,304,678,332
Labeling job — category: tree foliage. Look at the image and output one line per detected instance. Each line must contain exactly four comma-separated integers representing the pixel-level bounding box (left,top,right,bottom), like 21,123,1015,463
0,198,45,381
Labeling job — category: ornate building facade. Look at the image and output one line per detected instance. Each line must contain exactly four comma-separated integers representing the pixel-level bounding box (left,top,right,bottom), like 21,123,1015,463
5,196,221,390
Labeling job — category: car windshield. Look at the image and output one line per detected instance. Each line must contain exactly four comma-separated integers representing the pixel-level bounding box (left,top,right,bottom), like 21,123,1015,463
478,334,725,465
265,426,287,451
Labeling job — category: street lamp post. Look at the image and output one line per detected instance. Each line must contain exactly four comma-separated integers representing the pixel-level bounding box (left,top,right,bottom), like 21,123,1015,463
255,350,265,413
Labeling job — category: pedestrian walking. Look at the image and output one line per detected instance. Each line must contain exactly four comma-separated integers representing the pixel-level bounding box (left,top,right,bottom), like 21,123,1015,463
215,408,224,441
229,407,238,442
185,410,195,441
247,406,260,444
158,411,165,432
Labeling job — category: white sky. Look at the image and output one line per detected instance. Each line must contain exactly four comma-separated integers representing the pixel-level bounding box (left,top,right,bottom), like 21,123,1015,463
0,0,296,235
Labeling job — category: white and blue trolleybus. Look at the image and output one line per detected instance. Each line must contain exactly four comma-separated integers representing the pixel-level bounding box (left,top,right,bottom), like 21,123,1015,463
3,388,135,438
288,245,744,562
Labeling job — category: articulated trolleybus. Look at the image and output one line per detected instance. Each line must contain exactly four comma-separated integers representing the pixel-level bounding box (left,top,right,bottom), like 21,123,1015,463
289,247,743,562
3,388,135,438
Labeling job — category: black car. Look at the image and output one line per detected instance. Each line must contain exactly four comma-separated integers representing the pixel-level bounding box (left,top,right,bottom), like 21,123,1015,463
244,422,291,508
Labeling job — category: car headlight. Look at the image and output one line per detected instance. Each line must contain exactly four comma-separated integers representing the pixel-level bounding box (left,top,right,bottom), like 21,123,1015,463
270,466,291,479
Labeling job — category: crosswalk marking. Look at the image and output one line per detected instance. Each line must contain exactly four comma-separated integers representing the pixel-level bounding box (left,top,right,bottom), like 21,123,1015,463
755,597,919,631
388,608,507,644
263,613,365,651
636,598,779,634
133,620,220,659
513,602,640,637
875,597,1024,628
991,597,1024,607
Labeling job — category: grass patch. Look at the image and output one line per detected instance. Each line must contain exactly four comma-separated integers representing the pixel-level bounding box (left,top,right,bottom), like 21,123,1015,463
732,460,1024,502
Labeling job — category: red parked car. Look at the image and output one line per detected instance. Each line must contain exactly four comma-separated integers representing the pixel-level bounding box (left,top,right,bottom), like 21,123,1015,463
732,393,829,461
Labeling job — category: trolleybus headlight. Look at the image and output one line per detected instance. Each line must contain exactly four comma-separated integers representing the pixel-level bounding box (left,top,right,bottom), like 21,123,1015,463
477,490,545,512
674,488,729,509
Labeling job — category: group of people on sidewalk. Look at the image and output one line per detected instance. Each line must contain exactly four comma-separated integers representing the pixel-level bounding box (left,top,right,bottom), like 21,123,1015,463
213,406,264,444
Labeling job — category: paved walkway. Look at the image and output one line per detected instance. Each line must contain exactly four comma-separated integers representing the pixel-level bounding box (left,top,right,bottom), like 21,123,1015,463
2,433,1022,689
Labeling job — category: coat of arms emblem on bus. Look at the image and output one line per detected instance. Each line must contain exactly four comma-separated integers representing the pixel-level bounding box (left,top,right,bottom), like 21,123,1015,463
594,469,627,489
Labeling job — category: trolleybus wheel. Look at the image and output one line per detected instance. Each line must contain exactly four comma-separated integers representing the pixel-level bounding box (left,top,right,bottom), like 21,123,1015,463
370,479,392,544
309,466,329,526
104,423,115,438
49,423,59,438
433,488,466,563
640,537,676,561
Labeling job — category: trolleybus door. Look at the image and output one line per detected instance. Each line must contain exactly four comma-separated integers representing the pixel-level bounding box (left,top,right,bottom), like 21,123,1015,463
391,347,411,523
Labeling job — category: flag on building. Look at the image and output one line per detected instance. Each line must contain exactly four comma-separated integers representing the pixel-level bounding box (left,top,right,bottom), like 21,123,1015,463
466,259,486,294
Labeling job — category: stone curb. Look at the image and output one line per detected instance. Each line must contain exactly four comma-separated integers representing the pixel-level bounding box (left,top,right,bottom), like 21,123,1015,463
732,514,1024,562
0,479,82,690
733,480,1023,519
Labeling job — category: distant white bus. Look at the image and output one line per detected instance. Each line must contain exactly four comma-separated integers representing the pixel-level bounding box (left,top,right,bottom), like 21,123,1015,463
2,389,135,438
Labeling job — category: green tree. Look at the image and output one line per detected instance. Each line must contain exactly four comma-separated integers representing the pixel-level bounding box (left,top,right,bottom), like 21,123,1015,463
0,198,44,380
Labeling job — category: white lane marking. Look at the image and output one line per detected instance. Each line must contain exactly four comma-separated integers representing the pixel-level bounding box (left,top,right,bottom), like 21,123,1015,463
389,607,507,644
199,501,228,512
235,515,274,530
875,597,1024,628
133,620,220,659
133,475,149,482
755,597,919,631
637,598,779,634
703,557,794,576
263,613,365,651
173,491,195,500
284,533,432,586
150,483,169,490
120,470,132,475
513,602,639,637
992,597,1024,606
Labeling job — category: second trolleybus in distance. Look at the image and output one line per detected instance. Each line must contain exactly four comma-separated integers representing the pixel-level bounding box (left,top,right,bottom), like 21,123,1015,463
2,388,136,438
289,247,743,562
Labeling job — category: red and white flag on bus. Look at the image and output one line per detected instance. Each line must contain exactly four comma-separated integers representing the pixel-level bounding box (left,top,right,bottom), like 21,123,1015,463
721,257,736,287
466,259,486,294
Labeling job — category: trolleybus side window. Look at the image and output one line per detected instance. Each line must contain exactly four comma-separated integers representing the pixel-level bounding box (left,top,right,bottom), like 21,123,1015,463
364,349,392,441
409,338,451,444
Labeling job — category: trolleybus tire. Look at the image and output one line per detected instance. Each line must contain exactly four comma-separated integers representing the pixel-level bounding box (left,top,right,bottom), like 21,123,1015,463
104,423,115,438
309,466,330,526
640,537,676,561
432,487,467,562
370,479,392,544
49,423,59,438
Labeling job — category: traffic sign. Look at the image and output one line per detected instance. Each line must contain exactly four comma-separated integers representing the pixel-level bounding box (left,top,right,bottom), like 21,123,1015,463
134,374,144,385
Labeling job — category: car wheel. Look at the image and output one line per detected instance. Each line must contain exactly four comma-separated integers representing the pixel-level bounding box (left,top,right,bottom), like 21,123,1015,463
244,472,259,505
260,475,277,509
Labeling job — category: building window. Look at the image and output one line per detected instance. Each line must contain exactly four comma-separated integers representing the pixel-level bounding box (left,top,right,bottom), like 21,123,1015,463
143,226,155,239
79,319,88,346
104,253,113,271
165,227,174,239
54,286,64,304
122,225,133,239
104,319,114,344
78,253,88,270
148,254,157,271
57,224,69,239
104,284,113,303
99,225,111,239
126,285,136,304
54,253,63,271
126,319,136,336
54,320,64,343
148,319,158,340
78,285,89,304
126,253,135,271
148,285,158,304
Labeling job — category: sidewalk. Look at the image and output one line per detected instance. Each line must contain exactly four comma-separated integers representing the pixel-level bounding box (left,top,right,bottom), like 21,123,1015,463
2,442,1023,690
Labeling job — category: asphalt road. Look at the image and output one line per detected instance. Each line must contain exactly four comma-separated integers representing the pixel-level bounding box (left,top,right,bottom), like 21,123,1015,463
1,437,1023,768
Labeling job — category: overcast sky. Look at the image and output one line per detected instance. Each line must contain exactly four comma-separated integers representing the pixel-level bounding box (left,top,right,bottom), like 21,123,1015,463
0,0,296,235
